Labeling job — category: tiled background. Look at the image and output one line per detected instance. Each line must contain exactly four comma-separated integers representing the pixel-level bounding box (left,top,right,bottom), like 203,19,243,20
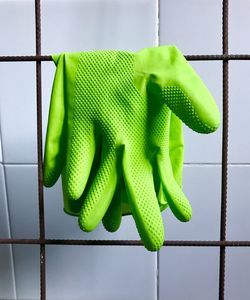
0,0,249,299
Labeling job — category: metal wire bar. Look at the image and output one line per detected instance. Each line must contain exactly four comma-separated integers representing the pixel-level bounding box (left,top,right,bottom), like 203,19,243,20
1,54,250,62
0,55,52,61
34,1,46,299
219,1,229,299
1,238,250,247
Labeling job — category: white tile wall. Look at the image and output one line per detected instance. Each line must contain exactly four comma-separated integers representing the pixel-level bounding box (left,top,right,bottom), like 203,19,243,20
0,0,35,56
0,133,2,163
5,166,155,299
46,246,156,300
160,0,222,55
5,165,39,238
12,245,40,300
229,0,250,54
0,63,37,164
164,165,221,241
225,248,250,300
0,165,16,299
227,166,250,240
159,1,250,300
159,247,219,300
0,245,16,299
41,0,157,54
229,61,250,163
0,165,11,239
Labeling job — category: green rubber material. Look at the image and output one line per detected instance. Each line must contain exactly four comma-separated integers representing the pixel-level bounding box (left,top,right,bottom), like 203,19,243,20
43,45,220,251
103,112,184,233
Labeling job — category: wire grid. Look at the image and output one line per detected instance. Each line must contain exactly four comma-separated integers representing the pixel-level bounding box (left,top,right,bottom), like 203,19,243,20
0,0,249,299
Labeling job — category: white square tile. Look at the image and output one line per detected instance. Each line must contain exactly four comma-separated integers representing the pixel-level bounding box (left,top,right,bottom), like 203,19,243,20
0,63,37,164
184,61,222,163
46,246,156,300
229,61,250,163
0,0,35,55
225,248,250,300
229,0,250,54
160,0,222,55
227,166,250,240
163,166,221,240
5,165,39,238
0,134,2,163
0,164,11,238
41,0,157,54
12,245,40,300
0,165,16,299
159,247,219,300
12,246,156,300
0,245,16,299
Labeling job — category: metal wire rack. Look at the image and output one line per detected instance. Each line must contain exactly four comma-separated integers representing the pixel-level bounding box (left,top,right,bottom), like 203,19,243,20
0,0,249,299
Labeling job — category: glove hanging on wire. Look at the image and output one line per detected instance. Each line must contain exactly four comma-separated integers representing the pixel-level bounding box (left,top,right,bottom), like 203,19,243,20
43,45,220,251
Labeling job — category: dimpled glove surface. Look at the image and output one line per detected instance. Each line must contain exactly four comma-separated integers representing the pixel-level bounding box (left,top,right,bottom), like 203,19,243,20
64,111,184,234
44,45,220,251
102,112,184,233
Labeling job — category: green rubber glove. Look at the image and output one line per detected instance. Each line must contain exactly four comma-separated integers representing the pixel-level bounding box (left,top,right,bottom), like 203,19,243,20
66,112,184,232
44,45,220,251
102,112,184,232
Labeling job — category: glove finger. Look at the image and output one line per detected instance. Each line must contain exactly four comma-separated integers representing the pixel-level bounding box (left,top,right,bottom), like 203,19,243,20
102,176,123,232
162,48,220,134
61,172,83,216
64,126,96,200
61,137,102,216
157,152,192,222
43,54,66,187
169,113,184,187
78,147,118,232
123,158,164,251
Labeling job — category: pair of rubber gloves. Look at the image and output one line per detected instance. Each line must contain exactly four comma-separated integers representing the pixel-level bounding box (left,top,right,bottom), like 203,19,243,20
43,45,220,251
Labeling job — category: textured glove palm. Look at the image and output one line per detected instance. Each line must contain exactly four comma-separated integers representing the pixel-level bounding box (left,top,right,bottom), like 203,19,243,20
44,45,220,251
64,112,184,233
